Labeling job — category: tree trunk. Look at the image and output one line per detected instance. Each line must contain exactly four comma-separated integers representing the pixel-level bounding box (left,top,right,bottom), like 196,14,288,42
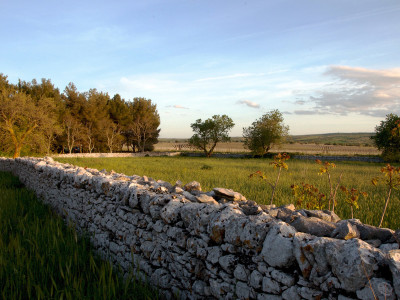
13,144,22,159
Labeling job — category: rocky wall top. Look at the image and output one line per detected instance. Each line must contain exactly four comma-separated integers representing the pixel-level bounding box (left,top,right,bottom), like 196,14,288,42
0,156,399,300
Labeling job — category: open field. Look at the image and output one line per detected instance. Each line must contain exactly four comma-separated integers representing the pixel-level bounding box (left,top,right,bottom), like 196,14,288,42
156,132,379,155
154,141,381,156
0,172,157,299
56,156,400,230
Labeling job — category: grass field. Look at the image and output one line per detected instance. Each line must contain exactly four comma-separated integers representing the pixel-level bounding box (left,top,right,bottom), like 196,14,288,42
56,156,400,230
154,141,381,156
0,172,157,299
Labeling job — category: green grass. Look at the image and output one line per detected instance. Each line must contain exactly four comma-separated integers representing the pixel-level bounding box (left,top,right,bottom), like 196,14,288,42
0,171,157,300
56,156,400,230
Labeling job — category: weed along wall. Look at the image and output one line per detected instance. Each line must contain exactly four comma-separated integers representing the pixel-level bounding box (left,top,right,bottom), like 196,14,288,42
1,157,399,300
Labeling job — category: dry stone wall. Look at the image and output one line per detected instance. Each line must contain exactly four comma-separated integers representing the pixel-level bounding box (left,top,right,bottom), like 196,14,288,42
0,157,399,300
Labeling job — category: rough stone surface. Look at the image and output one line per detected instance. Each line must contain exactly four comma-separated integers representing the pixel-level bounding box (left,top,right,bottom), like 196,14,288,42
183,181,202,192
0,156,399,300
387,250,400,299
261,222,296,268
213,187,246,201
356,277,396,300
290,215,337,237
331,220,360,240
326,238,385,292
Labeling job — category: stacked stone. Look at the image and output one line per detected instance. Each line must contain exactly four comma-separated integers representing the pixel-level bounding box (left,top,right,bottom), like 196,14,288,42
0,156,399,300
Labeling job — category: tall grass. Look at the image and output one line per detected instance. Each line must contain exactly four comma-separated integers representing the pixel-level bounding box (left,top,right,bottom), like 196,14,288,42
56,156,400,230
0,172,157,300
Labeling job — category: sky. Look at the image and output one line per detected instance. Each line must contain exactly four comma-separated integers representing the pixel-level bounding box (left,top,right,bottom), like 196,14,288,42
1,0,400,138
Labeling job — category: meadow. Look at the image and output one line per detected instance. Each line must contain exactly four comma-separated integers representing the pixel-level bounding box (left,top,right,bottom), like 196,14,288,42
0,171,157,299
56,156,400,230
154,141,380,155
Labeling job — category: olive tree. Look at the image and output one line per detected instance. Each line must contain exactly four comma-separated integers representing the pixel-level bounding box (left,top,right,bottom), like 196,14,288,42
243,109,289,155
189,114,234,158
0,74,57,158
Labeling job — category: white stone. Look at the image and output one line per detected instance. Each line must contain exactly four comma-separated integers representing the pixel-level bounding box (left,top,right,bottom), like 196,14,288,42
235,281,255,300
387,250,400,299
326,238,385,292
262,277,281,294
233,264,250,282
356,277,395,300
261,221,297,268
249,270,263,289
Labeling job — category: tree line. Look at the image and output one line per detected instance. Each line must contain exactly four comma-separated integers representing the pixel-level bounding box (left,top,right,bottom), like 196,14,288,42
0,74,160,158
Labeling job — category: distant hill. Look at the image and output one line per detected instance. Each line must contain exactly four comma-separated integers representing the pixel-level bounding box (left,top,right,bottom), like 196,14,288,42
287,133,375,146
160,133,376,147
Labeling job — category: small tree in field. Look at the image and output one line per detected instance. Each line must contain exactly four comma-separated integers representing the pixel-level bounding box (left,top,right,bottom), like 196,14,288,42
189,115,234,158
250,153,290,205
372,164,400,228
371,114,400,161
243,109,289,155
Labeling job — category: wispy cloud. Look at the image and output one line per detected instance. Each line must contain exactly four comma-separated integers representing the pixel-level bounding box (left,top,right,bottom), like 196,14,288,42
236,99,260,108
172,104,189,109
294,66,400,117
195,73,264,82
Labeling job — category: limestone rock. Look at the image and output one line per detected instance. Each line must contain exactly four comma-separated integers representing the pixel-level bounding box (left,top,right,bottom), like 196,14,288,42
213,188,246,201
183,181,201,192
348,219,394,243
207,246,223,264
299,209,341,223
331,220,360,240
233,264,250,281
290,215,337,237
270,269,295,287
196,194,218,205
160,199,185,224
282,286,300,300
387,250,400,299
236,281,256,300
356,277,395,300
379,243,399,253
240,201,263,215
208,204,244,244
249,270,263,289
262,277,281,294
326,238,385,292
219,254,238,274
261,221,297,268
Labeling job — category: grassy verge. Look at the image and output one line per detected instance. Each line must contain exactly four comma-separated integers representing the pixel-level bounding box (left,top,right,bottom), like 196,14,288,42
0,171,157,300
56,156,400,230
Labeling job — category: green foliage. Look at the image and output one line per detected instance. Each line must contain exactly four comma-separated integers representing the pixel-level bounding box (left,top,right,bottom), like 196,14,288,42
189,115,234,157
124,98,161,153
0,172,157,299
243,109,289,155
0,74,58,158
316,159,342,212
250,153,290,205
291,182,326,210
371,164,400,227
0,73,162,155
339,186,367,219
371,114,400,161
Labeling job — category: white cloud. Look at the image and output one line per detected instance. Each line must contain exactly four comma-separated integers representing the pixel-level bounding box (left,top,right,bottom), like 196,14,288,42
294,66,400,117
236,99,260,108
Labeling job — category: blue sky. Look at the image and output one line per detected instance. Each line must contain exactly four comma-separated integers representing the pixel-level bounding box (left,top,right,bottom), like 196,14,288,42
1,0,400,138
